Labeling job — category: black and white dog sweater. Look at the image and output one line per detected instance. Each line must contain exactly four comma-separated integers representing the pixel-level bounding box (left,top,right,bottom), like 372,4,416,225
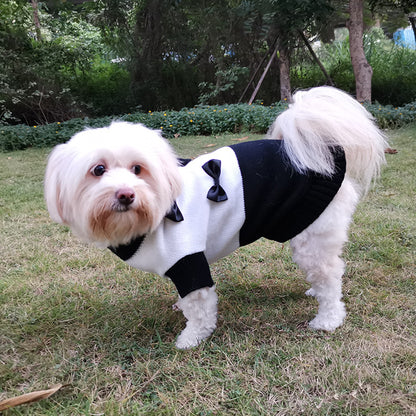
109,140,346,298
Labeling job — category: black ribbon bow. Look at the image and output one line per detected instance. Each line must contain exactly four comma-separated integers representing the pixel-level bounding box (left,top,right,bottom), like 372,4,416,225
165,159,228,223
165,201,184,222
202,159,228,202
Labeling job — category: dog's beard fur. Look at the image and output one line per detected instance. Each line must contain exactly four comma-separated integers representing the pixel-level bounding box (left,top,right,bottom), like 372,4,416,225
44,122,182,247
84,182,158,245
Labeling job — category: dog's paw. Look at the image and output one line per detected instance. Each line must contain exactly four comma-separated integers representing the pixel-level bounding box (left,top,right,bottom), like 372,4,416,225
172,302,181,311
175,328,202,350
175,322,216,350
309,317,339,332
305,288,316,297
308,306,346,332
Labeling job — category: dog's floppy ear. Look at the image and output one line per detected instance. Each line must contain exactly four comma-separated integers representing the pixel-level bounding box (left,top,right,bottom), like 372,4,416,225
44,143,69,224
133,125,183,208
155,130,183,201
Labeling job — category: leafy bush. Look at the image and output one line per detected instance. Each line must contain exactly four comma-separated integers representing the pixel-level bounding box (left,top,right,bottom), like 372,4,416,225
1,100,415,152
365,102,416,129
199,66,250,105
370,46,416,106
0,35,90,126
365,28,416,106
122,103,285,138
0,5,119,125
291,36,356,93
68,59,133,117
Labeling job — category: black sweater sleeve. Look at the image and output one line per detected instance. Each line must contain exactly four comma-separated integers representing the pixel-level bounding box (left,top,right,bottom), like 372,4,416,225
165,252,215,298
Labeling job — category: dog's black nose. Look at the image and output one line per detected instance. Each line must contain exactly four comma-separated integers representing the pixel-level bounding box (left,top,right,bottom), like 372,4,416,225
116,188,135,206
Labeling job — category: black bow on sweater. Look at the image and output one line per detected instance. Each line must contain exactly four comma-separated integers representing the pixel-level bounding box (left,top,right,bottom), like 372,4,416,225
165,158,228,223
202,159,228,202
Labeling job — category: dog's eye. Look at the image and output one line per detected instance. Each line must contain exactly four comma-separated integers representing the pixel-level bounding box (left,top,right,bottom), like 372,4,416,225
92,165,106,177
132,165,141,175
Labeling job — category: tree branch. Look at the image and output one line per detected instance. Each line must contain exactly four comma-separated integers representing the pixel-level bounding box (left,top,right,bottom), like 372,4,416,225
298,30,334,86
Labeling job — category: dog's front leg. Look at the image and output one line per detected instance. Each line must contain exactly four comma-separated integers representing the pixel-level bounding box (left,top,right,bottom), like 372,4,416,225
172,286,218,349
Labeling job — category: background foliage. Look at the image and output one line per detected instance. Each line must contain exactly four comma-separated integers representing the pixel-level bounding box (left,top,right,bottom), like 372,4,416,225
1,100,415,152
292,28,416,106
1,0,416,126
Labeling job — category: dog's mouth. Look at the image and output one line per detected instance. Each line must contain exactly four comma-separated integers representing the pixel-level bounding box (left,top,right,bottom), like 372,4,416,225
112,201,132,213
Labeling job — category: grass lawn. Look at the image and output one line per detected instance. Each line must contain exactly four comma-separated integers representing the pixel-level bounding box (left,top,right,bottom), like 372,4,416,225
0,126,415,415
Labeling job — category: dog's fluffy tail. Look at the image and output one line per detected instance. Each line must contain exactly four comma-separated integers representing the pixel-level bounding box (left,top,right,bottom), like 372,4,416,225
268,86,388,195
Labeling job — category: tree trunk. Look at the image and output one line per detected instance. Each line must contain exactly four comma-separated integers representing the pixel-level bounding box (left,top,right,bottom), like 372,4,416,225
31,0,42,42
239,37,278,103
248,42,279,105
348,0,372,102
278,40,291,102
409,13,416,44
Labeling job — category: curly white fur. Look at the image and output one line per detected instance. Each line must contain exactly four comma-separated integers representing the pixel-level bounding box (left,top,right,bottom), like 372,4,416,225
268,86,388,194
173,286,218,349
291,179,359,331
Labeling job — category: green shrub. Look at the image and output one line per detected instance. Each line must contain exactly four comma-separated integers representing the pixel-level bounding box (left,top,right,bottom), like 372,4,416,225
0,103,286,151
68,59,133,117
370,47,416,106
0,38,87,126
199,66,250,105
364,28,416,106
122,103,286,138
1,99,415,152
365,102,416,129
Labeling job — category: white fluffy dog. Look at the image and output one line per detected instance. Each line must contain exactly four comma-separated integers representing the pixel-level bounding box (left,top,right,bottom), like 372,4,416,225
44,87,387,349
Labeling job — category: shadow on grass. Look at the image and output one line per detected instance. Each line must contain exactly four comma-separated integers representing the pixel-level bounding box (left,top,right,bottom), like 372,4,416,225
11,276,314,355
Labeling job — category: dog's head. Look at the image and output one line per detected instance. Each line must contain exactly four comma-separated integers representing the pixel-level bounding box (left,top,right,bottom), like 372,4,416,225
44,122,182,246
